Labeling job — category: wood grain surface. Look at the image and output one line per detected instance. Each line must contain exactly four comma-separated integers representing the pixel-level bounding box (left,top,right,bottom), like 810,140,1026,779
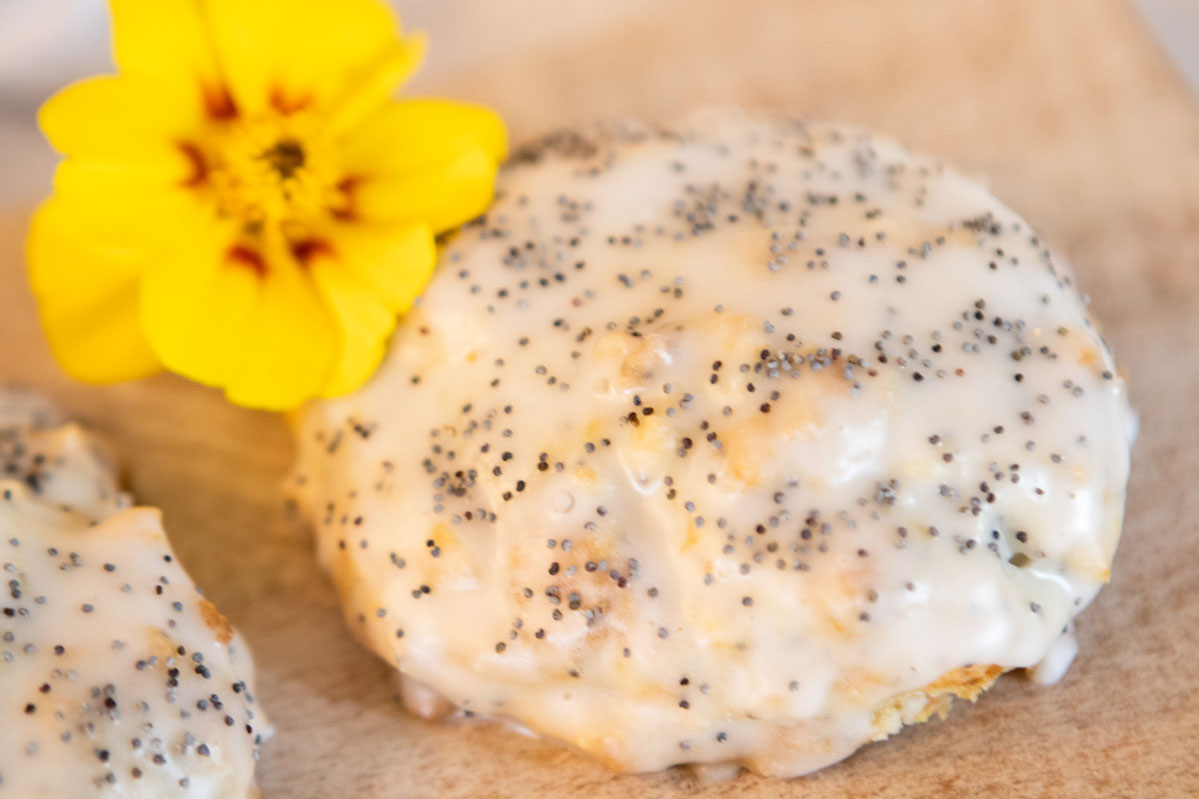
2,0,1197,796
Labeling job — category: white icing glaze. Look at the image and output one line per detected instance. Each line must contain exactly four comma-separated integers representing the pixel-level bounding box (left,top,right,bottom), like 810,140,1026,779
0,393,267,797
1028,626,1079,686
293,112,1133,775
0,387,127,520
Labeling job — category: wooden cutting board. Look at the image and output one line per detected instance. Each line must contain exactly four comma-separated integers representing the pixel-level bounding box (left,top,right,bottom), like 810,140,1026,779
2,0,1197,795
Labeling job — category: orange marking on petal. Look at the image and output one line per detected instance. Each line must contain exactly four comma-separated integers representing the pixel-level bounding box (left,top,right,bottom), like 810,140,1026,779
227,245,268,277
201,83,239,120
269,86,312,116
290,238,334,269
332,176,361,221
178,142,208,187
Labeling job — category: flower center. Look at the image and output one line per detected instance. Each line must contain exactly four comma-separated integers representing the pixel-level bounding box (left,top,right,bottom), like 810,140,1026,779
190,112,346,235
262,138,306,180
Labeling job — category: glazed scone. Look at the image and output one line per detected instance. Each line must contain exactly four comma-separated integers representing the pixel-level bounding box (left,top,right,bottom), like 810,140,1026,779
293,113,1134,776
0,390,268,797
0,389,124,519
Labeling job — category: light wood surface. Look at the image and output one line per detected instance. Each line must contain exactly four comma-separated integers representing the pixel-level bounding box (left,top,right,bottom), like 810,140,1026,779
3,0,1198,796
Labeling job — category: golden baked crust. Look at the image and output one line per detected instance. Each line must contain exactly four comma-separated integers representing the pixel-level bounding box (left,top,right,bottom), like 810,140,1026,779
872,664,1006,740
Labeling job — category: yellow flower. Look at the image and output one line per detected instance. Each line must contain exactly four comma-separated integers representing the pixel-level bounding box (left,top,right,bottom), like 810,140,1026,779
29,0,506,410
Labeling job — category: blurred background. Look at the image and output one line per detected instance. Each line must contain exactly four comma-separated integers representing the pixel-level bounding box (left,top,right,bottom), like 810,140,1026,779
0,0,1195,209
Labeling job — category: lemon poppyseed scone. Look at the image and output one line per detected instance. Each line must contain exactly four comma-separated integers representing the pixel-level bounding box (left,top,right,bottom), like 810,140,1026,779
0,390,268,797
292,112,1134,776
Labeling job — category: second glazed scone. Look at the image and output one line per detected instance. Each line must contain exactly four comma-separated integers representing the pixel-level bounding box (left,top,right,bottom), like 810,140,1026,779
0,391,269,797
292,113,1134,776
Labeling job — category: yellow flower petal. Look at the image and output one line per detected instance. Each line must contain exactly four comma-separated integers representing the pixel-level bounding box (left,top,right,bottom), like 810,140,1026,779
322,222,435,312
309,263,396,399
299,222,434,396
39,75,201,162
339,99,507,173
326,35,427,136
53,156,194,203
347,146,498,234
204,0,422,119
28,148,209,383
27,199,160,382
108,0,229,117
50,161,209,255
140,229,339,410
